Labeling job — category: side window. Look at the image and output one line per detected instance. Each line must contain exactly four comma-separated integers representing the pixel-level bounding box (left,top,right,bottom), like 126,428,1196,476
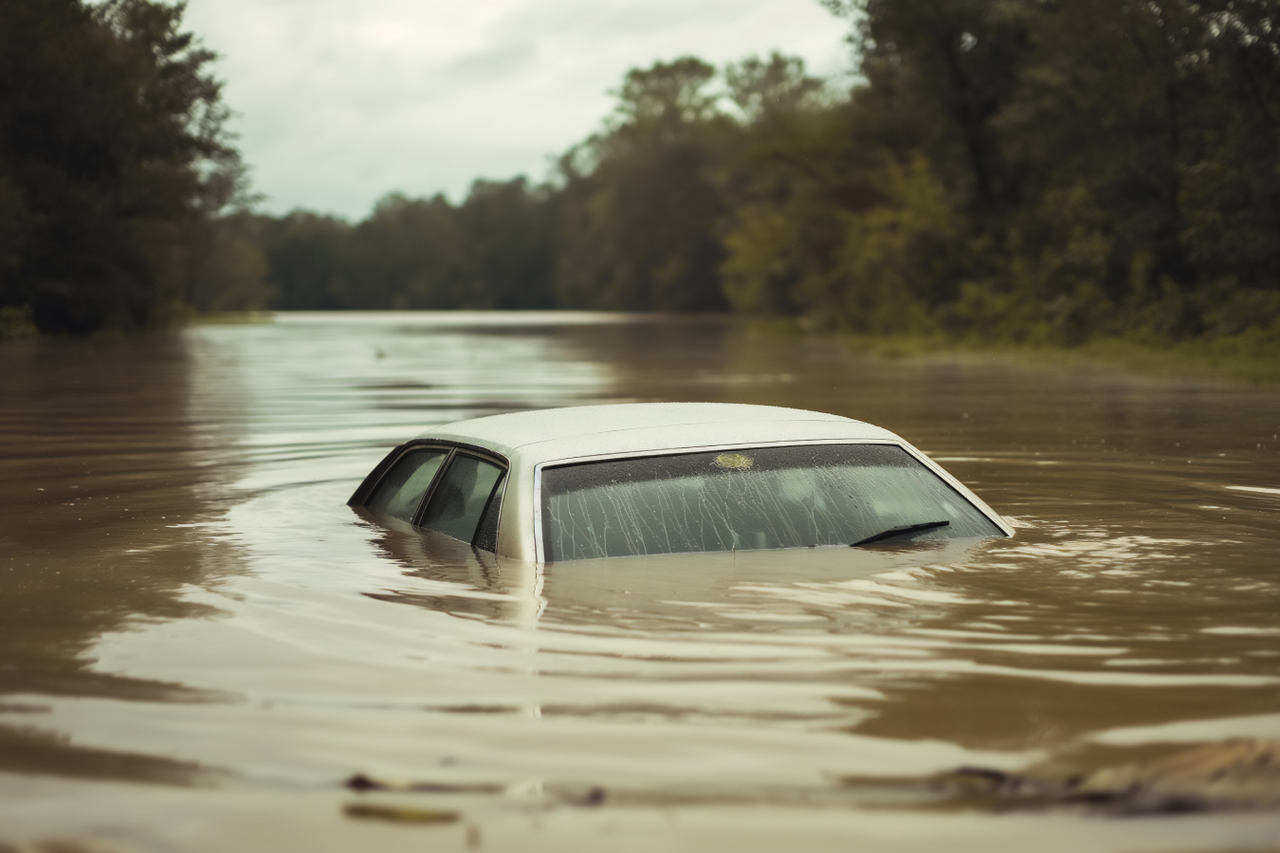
366,449,448,522
420,454,504,544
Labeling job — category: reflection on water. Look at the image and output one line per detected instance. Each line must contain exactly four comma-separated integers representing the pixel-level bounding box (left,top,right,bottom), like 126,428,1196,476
1,312,1278,849
0,336,224,695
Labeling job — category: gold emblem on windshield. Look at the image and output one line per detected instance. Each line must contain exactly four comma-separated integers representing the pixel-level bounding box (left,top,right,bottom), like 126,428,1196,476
715,453,754,471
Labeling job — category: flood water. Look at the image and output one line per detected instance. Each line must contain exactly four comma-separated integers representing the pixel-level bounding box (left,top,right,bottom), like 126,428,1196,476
1,312,1278,852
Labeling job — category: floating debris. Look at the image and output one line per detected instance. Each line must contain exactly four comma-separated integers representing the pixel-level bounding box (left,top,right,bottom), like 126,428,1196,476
342,803,460,824
933,739,1280,815
345,773,504,794
343,773,606,808
0,840,128,853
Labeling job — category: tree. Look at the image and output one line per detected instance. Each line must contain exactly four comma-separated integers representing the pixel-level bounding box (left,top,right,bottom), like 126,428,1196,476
343,193,476,310
816,0,1280,343
825,0,1031,231
986,0,1280,338
1176,0,1280,309
0,0,248,335
718,54,850,318
725,53,828,124
186,211,269,312
457,178,557,310
555,57,732,312
258,211,352,310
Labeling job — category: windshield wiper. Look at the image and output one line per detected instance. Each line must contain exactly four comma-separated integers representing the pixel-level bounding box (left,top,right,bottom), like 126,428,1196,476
850,520,950,548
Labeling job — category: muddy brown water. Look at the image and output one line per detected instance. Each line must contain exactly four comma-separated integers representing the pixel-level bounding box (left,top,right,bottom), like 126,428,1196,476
1,312,1278,852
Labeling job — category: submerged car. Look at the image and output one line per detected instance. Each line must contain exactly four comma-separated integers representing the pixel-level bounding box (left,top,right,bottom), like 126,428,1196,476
349,403,1012,562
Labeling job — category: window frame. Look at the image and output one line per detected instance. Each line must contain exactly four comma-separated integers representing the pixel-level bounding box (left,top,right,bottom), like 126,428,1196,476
349,440,509,550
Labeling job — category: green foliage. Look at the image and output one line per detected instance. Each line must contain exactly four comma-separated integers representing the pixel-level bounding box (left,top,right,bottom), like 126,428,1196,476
0,305,37,341
816,152,963,333
724,53,828,123
851,0,1031,227
555,58,730,312
717,53,839,317
255,211,351,310
720,203,802,315
256,178,556,311
347,193,475,310
0,0,251,335
233,0,1278,358
805,0,1280,349
459,179,557,310
188,212,271,313
944,185,1117,345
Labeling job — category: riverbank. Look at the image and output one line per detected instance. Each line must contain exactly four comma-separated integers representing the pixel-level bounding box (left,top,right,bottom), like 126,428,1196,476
780,324,1280,385
190,311,1280,384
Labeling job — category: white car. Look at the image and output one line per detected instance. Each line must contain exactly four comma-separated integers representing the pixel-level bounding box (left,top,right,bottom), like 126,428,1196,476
349,403,1012,562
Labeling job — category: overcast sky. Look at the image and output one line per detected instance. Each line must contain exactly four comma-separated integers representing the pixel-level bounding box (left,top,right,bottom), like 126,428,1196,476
182,0,852,219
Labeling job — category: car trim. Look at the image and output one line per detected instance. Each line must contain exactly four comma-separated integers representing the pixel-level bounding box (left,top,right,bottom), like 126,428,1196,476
531,464,545,561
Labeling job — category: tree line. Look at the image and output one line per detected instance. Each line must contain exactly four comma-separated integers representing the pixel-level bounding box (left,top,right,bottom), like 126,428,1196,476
3,0,1278,348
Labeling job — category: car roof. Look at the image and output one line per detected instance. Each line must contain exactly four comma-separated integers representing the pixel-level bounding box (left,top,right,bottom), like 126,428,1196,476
418,403,902,464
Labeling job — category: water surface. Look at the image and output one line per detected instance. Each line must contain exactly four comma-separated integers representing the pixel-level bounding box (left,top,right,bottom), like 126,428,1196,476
1,313,1278,851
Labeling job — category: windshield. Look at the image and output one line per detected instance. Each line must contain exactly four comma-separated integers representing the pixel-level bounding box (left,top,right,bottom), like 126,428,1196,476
540,443,1003,561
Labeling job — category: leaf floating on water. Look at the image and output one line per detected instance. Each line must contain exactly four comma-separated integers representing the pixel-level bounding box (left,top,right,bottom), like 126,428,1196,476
343,803,461,824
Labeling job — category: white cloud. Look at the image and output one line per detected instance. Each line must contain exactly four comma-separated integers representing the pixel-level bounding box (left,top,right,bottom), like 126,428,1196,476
184,0,851,218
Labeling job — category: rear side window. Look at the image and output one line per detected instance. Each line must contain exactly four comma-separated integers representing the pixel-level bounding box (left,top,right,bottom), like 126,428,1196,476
540,444,1003,561
421,454,505,544
366,449,448,521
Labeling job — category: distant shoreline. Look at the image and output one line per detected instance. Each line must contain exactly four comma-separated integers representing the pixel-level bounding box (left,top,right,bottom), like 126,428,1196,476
823,328,1280,385
183,310,1280,385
